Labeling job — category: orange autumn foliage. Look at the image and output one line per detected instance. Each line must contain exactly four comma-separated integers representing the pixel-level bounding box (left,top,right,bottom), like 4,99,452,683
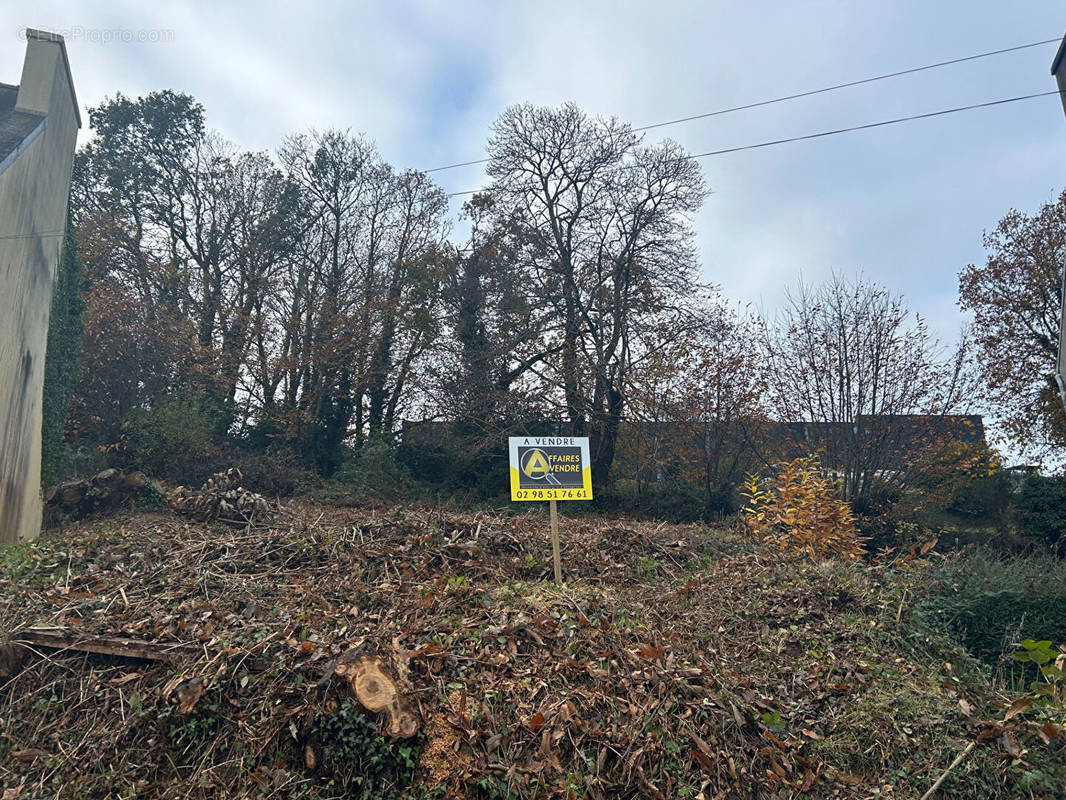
742,457,865,560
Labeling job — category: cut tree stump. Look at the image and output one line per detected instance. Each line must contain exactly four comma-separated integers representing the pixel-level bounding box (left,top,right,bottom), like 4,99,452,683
333,651,419,738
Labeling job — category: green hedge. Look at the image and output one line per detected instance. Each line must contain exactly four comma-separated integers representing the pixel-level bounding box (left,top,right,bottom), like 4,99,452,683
118,396,221,486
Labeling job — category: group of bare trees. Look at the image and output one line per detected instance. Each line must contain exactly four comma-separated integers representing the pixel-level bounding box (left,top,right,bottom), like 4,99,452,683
270,131,449,471
616,276,978,508
68,94,715,481
72,91,301,448
66,90,999,502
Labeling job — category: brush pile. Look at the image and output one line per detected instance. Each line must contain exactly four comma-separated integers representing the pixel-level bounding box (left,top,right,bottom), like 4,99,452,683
0,501,1061,799
168,468,271,525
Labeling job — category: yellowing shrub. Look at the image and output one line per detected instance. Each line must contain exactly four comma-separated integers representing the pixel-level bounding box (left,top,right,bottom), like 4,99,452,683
742,457,865,559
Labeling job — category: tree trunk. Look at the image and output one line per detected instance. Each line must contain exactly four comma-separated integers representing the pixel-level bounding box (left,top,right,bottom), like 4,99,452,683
590,385,623,488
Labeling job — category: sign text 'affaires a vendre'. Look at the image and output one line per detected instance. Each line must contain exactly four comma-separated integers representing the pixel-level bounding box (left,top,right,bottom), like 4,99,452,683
508,437,593,502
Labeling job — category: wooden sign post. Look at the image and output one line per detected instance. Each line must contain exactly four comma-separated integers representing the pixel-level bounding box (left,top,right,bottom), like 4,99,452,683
508,436,593,583
548,498,562,583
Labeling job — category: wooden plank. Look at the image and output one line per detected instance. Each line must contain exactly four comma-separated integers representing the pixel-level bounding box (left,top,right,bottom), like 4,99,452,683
12,628,198,662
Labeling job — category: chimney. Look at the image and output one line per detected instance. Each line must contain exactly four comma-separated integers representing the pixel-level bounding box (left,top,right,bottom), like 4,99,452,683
15,29,81,127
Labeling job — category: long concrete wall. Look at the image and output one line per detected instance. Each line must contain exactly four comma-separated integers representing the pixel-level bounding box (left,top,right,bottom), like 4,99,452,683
0,34,79,543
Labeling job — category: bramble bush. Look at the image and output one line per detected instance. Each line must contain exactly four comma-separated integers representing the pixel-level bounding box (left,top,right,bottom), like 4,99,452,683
229,449,314,498
321,440,417,504
594,481,708,523
742,456,865,559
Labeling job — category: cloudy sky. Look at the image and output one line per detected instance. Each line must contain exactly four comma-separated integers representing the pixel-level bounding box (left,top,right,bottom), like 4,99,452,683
4,1,1065,343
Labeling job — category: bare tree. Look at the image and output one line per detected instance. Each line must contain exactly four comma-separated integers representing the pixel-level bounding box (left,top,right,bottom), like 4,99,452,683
624,294,767,511
275,130,448,471
760,274,975,500
487,102,707,485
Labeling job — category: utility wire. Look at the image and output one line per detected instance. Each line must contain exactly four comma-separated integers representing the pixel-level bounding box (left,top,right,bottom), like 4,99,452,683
7,41,1062,234
442,89,1065,198
6,90,1064,224
686,89,1063,159
636,37,1061,132
7,86,1060,228
0,229,66,240
424,36,1060,174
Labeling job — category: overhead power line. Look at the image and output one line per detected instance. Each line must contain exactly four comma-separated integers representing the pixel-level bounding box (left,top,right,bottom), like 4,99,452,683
8,88,1063,228
686,89,1063,159
443,89,1064,198
6,39,1061,236
635,37,1060,132
0,229,66,240
424,36,1060,175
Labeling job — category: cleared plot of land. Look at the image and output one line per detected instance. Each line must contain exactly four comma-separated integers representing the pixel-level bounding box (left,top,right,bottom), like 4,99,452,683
0,502,1057,798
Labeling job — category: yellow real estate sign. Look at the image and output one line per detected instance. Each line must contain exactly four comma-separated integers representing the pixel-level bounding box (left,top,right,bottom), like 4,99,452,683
508,436,593,501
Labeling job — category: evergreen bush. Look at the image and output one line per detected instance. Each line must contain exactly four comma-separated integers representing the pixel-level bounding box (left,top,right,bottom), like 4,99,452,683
1013,475,1066,550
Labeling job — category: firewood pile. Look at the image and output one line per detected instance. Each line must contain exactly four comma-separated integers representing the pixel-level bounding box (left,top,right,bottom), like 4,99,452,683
168,467,272,525
44,468,154,518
